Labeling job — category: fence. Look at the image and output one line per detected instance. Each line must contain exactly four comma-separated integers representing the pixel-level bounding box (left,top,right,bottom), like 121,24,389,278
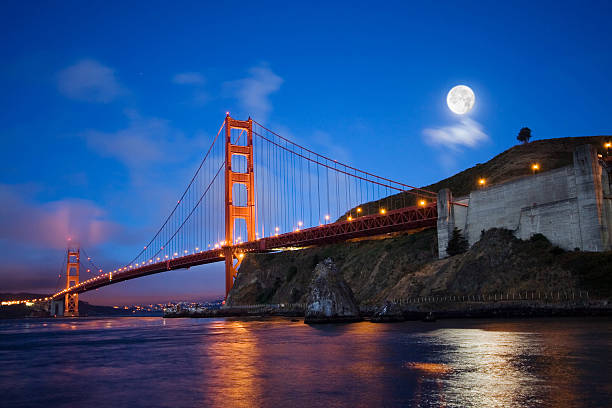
386,290,590,305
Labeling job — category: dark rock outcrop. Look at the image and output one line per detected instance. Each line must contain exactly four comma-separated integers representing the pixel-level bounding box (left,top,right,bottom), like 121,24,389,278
371,301,406,323
304,258,361,324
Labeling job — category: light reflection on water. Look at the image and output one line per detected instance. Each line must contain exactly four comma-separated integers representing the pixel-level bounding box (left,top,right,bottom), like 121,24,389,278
0,317,610,407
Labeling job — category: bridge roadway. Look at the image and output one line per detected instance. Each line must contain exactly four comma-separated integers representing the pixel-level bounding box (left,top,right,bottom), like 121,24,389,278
51,203,437,300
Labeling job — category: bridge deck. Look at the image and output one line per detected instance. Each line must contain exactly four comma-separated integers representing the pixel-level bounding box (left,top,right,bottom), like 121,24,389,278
52,204,437,300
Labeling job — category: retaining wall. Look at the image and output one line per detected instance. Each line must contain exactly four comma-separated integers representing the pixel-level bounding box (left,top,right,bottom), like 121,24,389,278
437,145,612,258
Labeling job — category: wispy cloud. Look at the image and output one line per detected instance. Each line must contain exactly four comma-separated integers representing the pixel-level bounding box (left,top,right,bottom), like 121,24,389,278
422,117,489,151
224,64,283,121
172,72,205,85
57,59,124,103
0,184,119,250
311,130,351,163
81,110,212,221
82,110,193,171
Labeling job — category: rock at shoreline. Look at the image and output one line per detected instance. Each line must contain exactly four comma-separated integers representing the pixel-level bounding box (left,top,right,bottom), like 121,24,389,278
304,258,361,324
371,301,406,323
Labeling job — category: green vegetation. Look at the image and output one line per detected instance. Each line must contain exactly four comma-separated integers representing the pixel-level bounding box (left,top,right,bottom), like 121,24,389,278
517,127,532,144
446,227,468,256
561,252,612,298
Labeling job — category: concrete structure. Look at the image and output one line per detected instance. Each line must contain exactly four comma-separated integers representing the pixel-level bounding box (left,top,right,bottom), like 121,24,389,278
50,299,64,316
437,144,612,258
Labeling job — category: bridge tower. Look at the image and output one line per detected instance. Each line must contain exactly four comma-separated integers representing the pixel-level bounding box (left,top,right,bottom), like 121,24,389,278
64,248,80,316
224,115,256,298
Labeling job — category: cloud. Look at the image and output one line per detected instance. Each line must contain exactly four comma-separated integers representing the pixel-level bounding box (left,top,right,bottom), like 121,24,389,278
422,117,489,151
0,184,120,250
311,130,351,163
172,72,205,85
57,59,124,103
82,110,194,171
81,110,213,222
224,64,283,121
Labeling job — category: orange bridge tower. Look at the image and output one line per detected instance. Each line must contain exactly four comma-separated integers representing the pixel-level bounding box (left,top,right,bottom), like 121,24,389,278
65,248,80,316
224,115,256,299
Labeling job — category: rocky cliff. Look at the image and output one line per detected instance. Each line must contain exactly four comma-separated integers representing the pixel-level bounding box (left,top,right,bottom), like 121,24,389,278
228,228,611,307
228,137,612,308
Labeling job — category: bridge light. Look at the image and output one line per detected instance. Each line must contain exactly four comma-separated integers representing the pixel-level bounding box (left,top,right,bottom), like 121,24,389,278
380,208,386,214
532,163,540,174
347,216,352,221
195,247,199,251
174,252,178,256
165,255,169,258
418,200,426,206
325,214,330,222
356,207,362,213
275,227,279,232
184,250,188,253
298,221,303,227
605,142,611,148
238,253,244,259
478,178,486,186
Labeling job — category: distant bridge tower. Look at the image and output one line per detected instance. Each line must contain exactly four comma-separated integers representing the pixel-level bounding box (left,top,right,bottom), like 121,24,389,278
224,115,255,298
64,249,80,316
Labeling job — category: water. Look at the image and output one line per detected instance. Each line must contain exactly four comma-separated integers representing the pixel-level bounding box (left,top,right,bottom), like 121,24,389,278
1,317,610,407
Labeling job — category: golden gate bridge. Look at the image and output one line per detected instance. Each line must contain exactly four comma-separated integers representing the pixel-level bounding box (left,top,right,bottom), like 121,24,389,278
5,115,438,315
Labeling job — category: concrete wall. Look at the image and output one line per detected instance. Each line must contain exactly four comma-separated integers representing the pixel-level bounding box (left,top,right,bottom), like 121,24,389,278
437,144,612,258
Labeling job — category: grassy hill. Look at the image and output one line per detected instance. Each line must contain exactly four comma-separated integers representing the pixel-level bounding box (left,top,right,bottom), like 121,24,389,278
348,136,611,219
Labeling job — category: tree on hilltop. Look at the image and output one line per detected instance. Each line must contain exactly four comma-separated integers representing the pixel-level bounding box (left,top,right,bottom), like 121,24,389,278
517,127,532,144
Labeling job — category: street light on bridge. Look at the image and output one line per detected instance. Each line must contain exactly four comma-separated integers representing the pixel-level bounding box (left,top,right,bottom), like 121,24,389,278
532,163,540,175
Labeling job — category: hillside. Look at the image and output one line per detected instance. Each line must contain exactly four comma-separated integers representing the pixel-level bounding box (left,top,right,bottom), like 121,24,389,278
348,136,611,218
229,228,611,306
229,136,612,306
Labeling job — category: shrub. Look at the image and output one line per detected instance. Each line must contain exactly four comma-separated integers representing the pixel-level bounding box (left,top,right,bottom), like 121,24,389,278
446,227,469,256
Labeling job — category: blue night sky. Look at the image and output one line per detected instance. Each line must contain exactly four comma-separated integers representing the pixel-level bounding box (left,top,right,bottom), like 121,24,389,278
1,1,611,305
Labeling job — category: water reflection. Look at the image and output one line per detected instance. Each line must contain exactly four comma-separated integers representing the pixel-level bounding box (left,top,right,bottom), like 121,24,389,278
424,328,539,407
201,320,262,408
0,317,609,407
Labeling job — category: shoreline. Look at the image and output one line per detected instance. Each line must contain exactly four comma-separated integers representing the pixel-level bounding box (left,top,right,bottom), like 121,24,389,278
163,300,611,321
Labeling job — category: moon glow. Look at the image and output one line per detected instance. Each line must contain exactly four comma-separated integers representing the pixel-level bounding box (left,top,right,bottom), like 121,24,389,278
447,85,475,115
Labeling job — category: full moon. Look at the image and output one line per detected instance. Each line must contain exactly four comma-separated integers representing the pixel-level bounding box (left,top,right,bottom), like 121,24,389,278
447,85,475,115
